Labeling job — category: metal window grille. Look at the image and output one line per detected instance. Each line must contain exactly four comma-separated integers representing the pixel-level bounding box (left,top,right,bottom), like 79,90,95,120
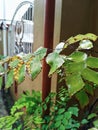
8,1,34,56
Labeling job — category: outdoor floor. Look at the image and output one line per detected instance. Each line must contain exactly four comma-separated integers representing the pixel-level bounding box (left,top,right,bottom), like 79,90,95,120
0,91,8,117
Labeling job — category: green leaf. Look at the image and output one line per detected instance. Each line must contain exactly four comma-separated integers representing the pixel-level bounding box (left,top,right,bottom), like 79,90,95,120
18,64,25,84
82,68,98,84
87,56,98,68
31,57,42,80
9,59,19,68
67,51,87,62
68,107,79,117
93,120,98,128
88,113,97,120
54,120,61,128
0,56,10,64
65,61,86,74
62,118,68,125
46,52,64,75
85,84,94,96
34,47,47,60
66,73,84,96
81,119,88,125
75,90,89,108
64,111,72,119
57,108,65,114
0,55,4,60
55,115,64,121
59,124,65,130
45,96,50,103
14,112,24,118
43,104,47,110
0,65,5,75
22,53,33,62
78,40,93,50
14,124,22,130
0,77,2,89
33,116,43,124
6,70,14,88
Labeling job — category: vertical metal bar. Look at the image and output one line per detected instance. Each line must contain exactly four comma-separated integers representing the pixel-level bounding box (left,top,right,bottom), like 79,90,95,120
42,0,55,103
3,0,7,57
3,0,8,85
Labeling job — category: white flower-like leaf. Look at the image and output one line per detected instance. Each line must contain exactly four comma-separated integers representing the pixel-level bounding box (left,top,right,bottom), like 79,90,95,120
55,42,65,53
78,40,93,50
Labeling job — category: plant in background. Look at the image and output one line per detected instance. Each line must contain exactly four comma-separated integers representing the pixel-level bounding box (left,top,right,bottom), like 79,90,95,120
41,87,87,130
88,114,98,130
0,88,88,130
0,90,43,130
82,97,98,129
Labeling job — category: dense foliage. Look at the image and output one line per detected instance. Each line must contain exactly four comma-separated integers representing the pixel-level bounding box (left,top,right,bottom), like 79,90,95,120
0,88,88,130
0,33,98,129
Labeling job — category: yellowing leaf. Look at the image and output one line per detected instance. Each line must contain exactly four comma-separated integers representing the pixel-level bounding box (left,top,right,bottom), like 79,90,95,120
64,33,97,48
9,59,19,68
66,34,84,45
85,33,98,41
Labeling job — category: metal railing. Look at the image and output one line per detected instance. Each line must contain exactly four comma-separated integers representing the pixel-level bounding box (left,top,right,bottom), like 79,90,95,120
8,1,34,56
